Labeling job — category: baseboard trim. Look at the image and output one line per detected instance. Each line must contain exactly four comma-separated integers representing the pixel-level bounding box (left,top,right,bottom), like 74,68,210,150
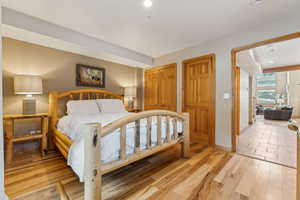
240,127,248,134
240,124,253,135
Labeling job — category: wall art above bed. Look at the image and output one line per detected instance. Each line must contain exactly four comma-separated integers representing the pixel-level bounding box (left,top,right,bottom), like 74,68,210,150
76,64,105,88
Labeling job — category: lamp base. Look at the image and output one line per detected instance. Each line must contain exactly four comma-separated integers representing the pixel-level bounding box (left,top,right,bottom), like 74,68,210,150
23,96,36,115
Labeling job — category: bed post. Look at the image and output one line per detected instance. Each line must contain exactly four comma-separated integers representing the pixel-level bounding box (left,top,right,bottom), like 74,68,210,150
84,123,102,200
182,112,190,158
49,91,59,126
49,91,58,149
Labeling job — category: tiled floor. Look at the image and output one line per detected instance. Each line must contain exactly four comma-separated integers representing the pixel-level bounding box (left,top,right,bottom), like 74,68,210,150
237,116,297,168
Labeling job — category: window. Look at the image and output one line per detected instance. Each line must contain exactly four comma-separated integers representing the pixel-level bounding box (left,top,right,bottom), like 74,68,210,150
256,73,276,105
256,73,276,88
257,89,276,105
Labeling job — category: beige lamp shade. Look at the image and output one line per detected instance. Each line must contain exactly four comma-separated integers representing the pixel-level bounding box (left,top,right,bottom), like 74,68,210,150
124,86,137,97
14,75,43,95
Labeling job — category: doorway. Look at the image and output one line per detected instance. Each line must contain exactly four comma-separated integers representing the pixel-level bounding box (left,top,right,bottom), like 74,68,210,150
229,32,300,200
183,54,215,145
232,33,300,169
231,32,300,152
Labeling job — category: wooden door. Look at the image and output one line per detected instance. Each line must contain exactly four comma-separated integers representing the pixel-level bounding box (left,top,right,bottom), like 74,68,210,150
159,66,176,111
144,64,176,111
183,54,215,145
144,70,159,109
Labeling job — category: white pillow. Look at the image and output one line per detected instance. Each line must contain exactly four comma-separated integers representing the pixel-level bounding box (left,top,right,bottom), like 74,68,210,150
67,100,100,115
97,99,126,113
57,116,71,134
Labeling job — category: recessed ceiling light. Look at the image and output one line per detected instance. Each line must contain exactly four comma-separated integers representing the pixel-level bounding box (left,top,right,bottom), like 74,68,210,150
144,0,153,8
268,60,274,64
249,0,264,6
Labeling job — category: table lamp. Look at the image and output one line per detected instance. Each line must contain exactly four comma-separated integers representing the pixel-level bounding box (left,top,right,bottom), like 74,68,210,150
124,86,137,109
14,75,43,115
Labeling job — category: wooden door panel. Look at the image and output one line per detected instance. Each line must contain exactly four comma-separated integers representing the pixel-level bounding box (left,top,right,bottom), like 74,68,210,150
145,71,160,109
186,78,210,105
199,109,209,139
185,106,209,141
144,73,150,109
183,55,215,145
163,67,176,111
159,67,175,110
144,64,176,111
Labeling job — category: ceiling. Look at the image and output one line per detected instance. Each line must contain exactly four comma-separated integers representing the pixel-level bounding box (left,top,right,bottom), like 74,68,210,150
3,0,300,57
237,38,300,74
253,38,300,69
237,50,261,74
2,24,152,68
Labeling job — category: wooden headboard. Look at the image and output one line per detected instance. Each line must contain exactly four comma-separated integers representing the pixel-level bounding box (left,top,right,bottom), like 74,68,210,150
49,89,124,130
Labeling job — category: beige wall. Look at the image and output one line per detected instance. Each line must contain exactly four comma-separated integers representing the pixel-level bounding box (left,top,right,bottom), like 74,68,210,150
0,6,7,199
154,13,300,149
3,37,143,115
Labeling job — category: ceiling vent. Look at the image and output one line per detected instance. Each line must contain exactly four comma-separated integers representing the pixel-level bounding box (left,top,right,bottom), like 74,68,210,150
249,0,264,6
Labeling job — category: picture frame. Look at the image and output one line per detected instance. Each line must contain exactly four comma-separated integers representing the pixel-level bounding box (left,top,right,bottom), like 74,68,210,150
76,64,105,88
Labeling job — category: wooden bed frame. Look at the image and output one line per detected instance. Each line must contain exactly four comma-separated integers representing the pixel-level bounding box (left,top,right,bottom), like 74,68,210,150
48,89,190,200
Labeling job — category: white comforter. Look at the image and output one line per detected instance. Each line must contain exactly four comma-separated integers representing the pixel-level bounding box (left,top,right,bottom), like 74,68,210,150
57,112,183,181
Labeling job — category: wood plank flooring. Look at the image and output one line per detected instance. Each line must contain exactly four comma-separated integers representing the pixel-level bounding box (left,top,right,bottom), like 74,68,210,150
5,143,296,200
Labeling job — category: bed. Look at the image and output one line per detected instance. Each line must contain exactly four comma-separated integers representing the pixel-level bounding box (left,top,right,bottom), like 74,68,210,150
48,89,190,200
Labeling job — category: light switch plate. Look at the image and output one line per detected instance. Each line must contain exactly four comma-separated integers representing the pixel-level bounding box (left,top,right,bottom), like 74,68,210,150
223,93,231,100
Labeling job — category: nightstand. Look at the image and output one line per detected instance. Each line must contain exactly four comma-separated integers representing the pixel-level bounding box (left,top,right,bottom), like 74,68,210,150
3,113,49,164
127,108,142,113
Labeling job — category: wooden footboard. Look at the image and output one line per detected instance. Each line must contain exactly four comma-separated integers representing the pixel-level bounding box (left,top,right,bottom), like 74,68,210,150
84,110,189,200
51,111,189,170
48,90,190,200
53,129,71,159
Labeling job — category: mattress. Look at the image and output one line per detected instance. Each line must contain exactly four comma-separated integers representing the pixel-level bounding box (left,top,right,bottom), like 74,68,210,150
57,112,183,181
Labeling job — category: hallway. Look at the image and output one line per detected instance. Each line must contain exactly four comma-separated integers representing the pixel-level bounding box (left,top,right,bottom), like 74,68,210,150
237,118,296,168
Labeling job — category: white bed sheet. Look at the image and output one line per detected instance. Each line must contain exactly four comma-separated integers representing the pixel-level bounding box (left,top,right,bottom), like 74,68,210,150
57,112,183,181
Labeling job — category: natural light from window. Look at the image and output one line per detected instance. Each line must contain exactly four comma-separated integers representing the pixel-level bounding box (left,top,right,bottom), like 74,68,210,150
256,73,277,105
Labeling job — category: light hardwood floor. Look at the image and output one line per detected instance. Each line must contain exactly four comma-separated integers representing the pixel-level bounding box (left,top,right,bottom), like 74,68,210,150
5,143,296,200
238,117,297,168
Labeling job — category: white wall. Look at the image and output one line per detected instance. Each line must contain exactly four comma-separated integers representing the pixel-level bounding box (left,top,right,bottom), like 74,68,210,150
289,70,300,117
2,7,153,68
240,69,249,132
154,12,300,149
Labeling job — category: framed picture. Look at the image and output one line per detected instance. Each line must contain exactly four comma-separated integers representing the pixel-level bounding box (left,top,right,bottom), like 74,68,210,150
76,64,105,88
